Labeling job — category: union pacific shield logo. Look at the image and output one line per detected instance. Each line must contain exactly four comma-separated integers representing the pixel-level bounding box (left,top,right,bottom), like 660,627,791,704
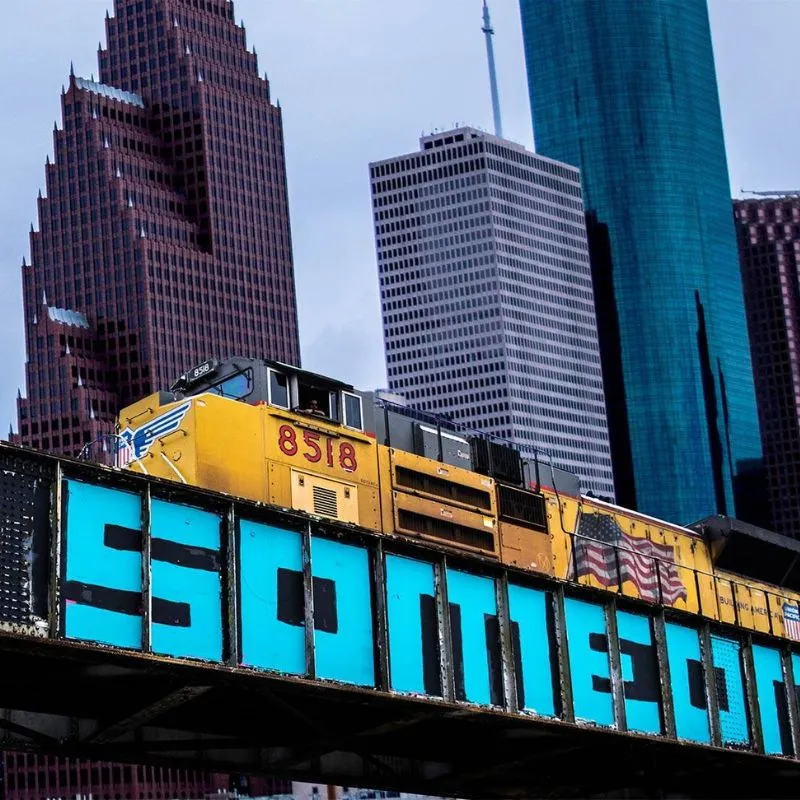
118,401,191,464
783,602,800,642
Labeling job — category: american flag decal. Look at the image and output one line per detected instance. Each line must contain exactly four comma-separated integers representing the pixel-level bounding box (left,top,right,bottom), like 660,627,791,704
570,512,688,605
783,603,800,642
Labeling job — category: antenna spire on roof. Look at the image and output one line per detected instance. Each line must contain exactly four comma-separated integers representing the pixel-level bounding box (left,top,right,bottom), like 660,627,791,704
481,0,503,139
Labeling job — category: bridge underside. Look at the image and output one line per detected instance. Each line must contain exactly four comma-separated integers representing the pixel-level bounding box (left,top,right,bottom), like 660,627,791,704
0,634,797,800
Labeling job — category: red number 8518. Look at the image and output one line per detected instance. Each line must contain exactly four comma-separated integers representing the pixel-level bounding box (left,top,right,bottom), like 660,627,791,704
278,424,357,473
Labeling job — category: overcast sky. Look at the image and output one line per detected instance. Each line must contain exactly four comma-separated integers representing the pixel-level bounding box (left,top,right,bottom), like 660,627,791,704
1,0,799,434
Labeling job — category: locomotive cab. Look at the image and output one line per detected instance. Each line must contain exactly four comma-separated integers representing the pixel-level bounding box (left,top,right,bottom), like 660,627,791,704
170,357,364,431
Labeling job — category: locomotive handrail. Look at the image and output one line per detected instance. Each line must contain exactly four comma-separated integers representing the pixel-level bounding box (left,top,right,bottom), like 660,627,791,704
567,528,790,636
374,395,553,462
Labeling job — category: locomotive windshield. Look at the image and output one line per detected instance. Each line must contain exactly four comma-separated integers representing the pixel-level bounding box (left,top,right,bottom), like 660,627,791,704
207,368,254,401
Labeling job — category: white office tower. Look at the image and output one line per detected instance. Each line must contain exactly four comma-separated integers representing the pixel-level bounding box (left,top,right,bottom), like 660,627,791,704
369,127,615,499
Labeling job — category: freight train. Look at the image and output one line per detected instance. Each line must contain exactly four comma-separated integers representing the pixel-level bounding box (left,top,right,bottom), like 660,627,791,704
116,356,800,644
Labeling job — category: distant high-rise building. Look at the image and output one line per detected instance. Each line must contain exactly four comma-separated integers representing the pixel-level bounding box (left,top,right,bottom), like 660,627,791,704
734,196,800,536
1,752,230,800
370,127,615,498
519,0,762,524
14,0,300,456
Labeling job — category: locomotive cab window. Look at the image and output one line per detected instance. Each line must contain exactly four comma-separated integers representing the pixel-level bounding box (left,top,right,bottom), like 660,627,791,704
268,368,289,409
295,384,333,419
343,391,363,431
208,368,253,401
328,391,340,423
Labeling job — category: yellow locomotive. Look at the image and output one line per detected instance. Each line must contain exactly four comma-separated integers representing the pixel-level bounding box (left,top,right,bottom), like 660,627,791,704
117,357,800,644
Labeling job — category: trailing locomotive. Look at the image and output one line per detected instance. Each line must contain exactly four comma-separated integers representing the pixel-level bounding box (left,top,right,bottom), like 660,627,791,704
117,356,800,644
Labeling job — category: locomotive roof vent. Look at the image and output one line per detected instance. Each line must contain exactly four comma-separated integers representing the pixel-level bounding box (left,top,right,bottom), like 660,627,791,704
470,437,523,486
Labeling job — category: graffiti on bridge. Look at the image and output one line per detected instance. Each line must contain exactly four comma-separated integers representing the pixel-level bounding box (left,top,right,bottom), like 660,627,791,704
62,479,797,757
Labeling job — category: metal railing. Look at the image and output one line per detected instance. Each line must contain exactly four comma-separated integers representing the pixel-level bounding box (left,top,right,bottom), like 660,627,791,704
77,433,135,470
565,527,793,638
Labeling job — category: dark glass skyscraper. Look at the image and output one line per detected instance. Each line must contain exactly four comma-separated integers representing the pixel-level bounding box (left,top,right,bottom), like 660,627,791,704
14,0,300,456
519,0,762,525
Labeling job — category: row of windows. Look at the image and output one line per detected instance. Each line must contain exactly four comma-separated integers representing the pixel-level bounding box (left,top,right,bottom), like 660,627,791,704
483,140,579,183
495,212,588,256
386,337,505,366
499,274,595,315
376,134,579,188
65,99,147,130
388,351,503,380
492,198,585,237
486,157,581,200
127,191,190,222
372,139,486,177
379,238,494,266
386,322,501,358
383,281,496,312
384,303,499,336
507,415,610,449
394,374,505,398
507,357,607,404
496,224,590,265
391,357,504,380
422,131,468,149
509,392,608,427
376,213,490,250
373,156,485,195
382,285,496,319
495,236,583,270
504,329,604,380
375,191,488,225
379,244,492,278
497,258,595,297
489,171,583,213
382,266,494,299
500,290,598,330
516,429,613,471
373,173,487,209
491,185,585,225
376,200,489,235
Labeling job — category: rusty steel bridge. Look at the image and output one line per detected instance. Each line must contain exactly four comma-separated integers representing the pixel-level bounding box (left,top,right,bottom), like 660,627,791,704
0,444,799,798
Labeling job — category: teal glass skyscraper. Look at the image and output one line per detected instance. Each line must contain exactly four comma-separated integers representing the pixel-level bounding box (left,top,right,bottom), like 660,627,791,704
519,0,762,525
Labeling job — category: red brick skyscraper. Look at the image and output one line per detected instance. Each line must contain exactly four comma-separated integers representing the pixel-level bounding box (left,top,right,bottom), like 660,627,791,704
15,0,300,454
735,196,800,537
